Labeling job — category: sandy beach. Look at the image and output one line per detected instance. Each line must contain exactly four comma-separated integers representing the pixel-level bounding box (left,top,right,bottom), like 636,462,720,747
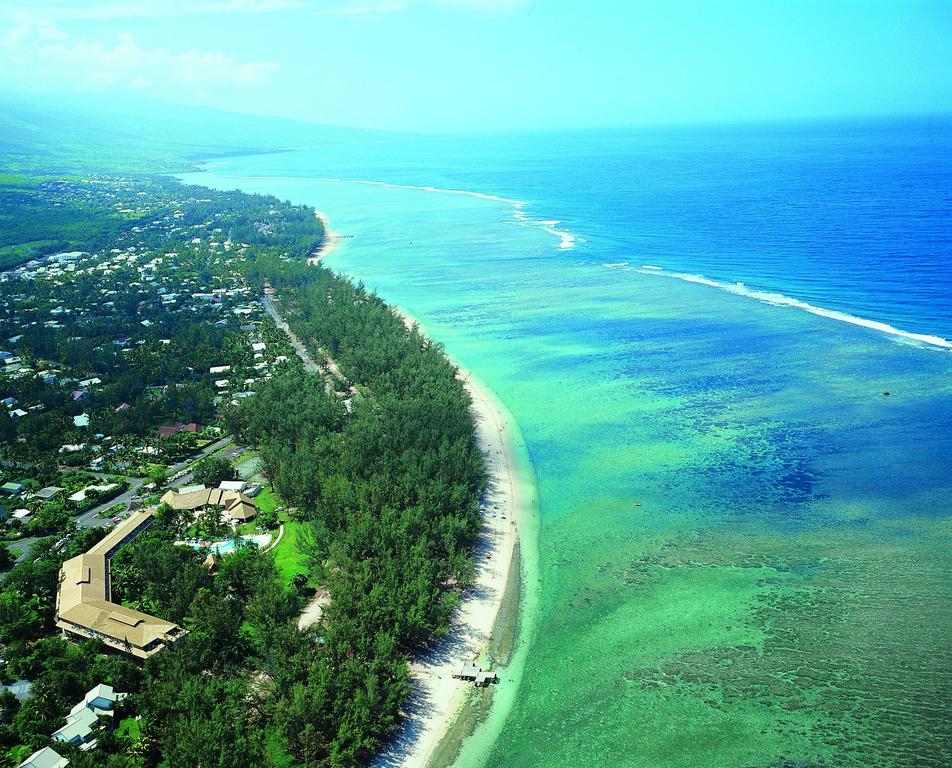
373,366,524,768
297,210,527,768
307,210,342,264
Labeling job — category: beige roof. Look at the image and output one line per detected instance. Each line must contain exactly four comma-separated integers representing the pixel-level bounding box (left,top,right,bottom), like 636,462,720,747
55,509,185,659
160,488,257,521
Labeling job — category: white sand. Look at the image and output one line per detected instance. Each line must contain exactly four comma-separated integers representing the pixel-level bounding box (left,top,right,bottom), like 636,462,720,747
293,210,526,767
373,369,523,768
307,210,342,264
297,587,331,631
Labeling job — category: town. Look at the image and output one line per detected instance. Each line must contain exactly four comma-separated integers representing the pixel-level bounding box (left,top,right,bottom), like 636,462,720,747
0,175,485,768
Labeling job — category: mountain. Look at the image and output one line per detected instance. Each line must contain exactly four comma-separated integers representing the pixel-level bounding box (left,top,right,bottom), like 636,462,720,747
0,92,392,175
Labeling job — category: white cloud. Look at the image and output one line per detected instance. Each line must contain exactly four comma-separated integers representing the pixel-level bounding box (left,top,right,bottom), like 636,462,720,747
320,0,532,17
0,22,279,94
0,0,310,21
0,0,531,23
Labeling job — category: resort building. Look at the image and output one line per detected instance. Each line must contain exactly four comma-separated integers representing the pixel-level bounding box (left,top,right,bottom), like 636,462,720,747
55,509,187,660
160,486,258,522
51,684,126,752
17,747,68,768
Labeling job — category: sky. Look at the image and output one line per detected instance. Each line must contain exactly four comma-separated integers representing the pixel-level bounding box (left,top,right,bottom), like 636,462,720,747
0,0,950,132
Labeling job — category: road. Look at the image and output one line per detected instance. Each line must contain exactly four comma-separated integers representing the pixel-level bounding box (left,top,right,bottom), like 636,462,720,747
262,294,322,374
8,435,237,563
263,294,358,399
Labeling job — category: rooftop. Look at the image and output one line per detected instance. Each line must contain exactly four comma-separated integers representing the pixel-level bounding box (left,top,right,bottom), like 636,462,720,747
17,747,69,768
55,509,186,659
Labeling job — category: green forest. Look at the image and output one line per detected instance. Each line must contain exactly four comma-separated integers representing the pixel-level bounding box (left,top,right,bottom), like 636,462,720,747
0,176,485,767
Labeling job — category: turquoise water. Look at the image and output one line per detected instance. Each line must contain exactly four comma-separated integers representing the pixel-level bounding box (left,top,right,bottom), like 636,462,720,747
179,121,952,767
189,533,273,555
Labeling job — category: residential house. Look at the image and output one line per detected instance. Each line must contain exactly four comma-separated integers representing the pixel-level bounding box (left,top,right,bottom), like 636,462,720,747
157,422,201,438
16,747,68,768
33,486,64,501
51,684,126,751
51,707,99,750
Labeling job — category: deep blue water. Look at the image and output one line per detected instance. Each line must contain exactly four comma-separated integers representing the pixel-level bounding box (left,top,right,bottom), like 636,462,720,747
185,116,952,767
217,116,952,344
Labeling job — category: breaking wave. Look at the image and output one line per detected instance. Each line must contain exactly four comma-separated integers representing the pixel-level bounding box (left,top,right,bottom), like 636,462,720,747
637,266,952,350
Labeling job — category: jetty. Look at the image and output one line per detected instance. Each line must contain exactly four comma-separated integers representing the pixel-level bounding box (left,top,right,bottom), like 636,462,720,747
452,662,498,687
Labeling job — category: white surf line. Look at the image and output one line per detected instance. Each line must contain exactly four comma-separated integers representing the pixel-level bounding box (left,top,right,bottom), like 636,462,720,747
192,169,580,252
248,173,579,253
637,266,952,350
314,177,580,251
313,176,529,207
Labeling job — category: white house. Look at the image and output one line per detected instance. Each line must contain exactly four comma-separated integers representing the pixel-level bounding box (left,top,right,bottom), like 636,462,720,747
77,683,125,713
17,746,68,768
51,684,126,752
51,708,99,749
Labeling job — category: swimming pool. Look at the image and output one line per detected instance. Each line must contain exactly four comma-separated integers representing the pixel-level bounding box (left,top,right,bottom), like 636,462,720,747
188,533,273,554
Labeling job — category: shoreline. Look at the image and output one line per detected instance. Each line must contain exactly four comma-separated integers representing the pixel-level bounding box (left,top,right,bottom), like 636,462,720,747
296,207,536,768
307,210,342,264
372,347,528,768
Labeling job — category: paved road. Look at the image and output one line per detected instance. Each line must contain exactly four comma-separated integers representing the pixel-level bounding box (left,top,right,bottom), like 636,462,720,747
262,294,322,374
76,435,236,528
263,294,358,399
8,435,237,564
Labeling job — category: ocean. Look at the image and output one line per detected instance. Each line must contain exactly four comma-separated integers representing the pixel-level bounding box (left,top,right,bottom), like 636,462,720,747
180,116,952,768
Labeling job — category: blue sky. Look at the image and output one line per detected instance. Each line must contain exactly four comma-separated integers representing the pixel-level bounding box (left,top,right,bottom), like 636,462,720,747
0,0,950,132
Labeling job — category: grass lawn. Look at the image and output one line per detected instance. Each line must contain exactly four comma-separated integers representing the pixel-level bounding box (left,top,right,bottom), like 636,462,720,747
117,716,142,740
271,519,307,587
96,502,127,519
254,486,281,516
232,449,256,466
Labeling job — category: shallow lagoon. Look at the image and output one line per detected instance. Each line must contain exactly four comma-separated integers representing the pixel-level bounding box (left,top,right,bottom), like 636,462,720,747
181,128,952,768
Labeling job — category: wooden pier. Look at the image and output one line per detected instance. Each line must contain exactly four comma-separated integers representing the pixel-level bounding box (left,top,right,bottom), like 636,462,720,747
452,662,498,687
